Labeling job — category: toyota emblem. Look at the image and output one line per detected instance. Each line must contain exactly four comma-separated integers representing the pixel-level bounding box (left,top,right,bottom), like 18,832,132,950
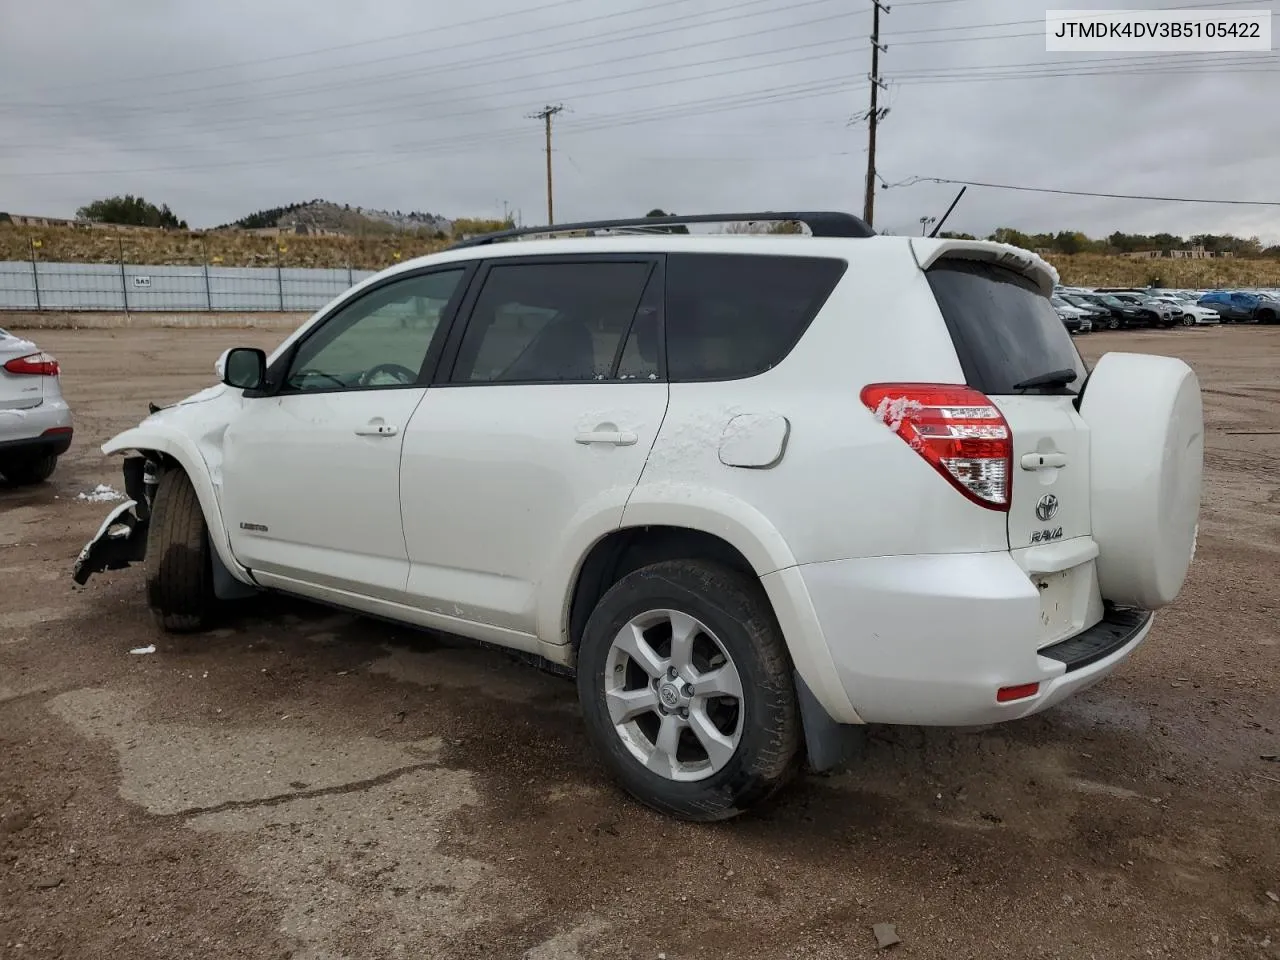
1035,494,1060,522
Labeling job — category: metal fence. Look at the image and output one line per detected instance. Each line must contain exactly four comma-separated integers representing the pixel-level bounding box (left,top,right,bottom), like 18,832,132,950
0,260,380,312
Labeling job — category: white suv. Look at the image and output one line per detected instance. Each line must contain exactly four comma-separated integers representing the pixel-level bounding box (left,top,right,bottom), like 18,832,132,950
73,212,1204,821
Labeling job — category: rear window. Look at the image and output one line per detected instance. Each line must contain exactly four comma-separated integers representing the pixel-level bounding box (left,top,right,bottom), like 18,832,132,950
927,260,1087,396
665,253,846,381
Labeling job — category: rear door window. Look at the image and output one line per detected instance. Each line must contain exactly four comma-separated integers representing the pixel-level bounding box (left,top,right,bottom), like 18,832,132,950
927,259,1087,396
665,253,846,381
449,260,655,384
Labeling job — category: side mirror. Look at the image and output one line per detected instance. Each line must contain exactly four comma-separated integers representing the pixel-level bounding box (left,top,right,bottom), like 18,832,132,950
214,348,231,380
222,347,267,390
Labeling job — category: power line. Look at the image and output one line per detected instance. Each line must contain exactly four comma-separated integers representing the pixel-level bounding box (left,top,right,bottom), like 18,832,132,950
4,34,864,154
884,0,1272,37
7,0,606,95
896,177,1280,206
0,75,867,179
2,0,845,113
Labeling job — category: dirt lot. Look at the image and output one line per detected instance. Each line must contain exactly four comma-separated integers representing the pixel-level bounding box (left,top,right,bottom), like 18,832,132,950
2,325,1278,960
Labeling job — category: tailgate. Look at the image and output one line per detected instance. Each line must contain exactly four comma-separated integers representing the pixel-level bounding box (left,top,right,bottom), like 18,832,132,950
920,249,1093,564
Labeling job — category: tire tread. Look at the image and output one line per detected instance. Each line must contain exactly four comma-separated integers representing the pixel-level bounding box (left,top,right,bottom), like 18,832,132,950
145,468,214,632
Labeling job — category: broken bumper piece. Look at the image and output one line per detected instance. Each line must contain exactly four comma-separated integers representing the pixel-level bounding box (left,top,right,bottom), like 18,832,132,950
72,499,148,585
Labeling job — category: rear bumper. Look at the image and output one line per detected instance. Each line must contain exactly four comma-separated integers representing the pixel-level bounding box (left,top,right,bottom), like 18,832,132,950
0,399,73,456
794,552,1153,727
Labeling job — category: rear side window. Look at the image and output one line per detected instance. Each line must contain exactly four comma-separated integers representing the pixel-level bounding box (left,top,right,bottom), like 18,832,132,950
665,253,846,381
927,260,1087,396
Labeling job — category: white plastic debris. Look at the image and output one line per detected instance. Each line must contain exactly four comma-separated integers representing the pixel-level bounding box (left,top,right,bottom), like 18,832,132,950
129,644,156,655
873,396,923,433
78,484,124,503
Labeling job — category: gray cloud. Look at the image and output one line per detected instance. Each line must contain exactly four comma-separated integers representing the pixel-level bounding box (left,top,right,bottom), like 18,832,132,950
1,0,1276,240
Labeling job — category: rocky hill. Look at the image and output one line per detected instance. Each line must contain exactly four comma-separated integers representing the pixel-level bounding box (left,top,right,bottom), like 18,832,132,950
224,200,453,237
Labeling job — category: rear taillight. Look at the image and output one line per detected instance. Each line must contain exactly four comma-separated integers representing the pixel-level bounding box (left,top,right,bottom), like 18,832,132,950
860,382,1012,511
4,352,59,376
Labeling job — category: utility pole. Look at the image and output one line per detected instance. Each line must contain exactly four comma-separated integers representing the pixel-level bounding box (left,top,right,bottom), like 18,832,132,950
528,104,564,225
919,216,935,235
863,1,889,228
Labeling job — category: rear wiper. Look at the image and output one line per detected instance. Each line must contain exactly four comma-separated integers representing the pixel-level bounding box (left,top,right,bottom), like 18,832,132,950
1011,368,1078,392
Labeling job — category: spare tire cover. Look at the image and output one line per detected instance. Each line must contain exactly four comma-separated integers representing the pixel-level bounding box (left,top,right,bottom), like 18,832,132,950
1077,351,1203,609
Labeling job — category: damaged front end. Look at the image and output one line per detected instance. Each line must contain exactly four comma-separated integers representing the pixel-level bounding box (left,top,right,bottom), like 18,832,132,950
72,455,159,585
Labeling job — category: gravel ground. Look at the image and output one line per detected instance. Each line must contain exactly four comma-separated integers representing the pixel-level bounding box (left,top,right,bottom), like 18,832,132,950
2,326,1278,960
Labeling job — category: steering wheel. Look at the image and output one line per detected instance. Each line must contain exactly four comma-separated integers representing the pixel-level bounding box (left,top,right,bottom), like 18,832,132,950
359,362,419,387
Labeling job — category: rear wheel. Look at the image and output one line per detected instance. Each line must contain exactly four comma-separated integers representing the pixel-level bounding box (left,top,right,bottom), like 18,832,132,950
145,468,216,632
1108,316,1121,330
1182,315,1196,327
576,560,801,821
0,452,57,486
1259,309,1277,324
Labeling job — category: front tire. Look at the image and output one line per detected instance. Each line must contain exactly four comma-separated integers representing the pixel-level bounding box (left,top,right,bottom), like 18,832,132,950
0,452,57,485
576,560,801,822
1108,316,1121,330
145,468,216,632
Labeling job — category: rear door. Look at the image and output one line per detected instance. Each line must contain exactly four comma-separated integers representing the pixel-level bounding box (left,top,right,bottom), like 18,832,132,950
398,255,669,639
923,259,1092,556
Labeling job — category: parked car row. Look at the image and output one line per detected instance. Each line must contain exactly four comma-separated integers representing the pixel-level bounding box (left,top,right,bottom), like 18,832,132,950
1052,284,1280,331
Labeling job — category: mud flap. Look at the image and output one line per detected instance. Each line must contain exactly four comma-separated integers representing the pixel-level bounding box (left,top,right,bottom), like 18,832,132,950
796,671,866,773
72,500,148,585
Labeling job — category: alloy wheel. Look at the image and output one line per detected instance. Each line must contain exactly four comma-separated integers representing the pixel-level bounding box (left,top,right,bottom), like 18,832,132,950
603,609,744,782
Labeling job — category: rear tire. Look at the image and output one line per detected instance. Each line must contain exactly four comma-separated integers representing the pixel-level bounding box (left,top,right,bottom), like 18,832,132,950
576,560,801,822
1182,315,1195,327
1259,309,1277,324
145,468,216,632
0,452,57,486
1108,316,1121,330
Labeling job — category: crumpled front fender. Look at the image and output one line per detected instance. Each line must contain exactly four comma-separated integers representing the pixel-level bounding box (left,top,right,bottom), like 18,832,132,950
100,423,251,586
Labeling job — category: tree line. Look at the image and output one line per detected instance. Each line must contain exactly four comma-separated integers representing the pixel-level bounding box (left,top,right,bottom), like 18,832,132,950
936,228,1279,257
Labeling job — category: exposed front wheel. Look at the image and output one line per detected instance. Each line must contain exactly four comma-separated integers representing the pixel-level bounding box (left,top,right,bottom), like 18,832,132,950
0,452,57,486
576,560,801,821
145,468,216,632
1108,316,1121,330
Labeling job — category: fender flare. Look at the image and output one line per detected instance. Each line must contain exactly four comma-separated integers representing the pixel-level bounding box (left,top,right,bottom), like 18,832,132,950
577,487,861,724
102,426,254,586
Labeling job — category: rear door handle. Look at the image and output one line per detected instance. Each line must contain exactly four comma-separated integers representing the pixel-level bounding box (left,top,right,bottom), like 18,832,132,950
1020,452,1067,470
355,422,399,437
575,431,637,446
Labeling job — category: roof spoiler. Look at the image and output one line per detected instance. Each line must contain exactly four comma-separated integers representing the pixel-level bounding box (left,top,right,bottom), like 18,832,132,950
909,238,1059,298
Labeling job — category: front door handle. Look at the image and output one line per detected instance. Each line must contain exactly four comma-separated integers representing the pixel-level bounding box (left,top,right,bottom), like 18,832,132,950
576,430,638,446
355,421,399,437
1020,452,1067,470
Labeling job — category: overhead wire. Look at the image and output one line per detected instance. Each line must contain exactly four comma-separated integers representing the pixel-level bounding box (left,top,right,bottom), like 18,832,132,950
892,177,1280,206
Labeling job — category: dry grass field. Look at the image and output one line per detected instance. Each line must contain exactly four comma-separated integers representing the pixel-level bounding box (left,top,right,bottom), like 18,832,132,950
0,224,452,270
5,223,1280,287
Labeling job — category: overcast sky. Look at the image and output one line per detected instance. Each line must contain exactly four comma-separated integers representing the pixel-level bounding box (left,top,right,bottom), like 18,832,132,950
1,0,1277,240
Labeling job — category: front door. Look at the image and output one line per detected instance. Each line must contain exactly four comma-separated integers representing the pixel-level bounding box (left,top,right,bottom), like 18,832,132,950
399,256,669,639
222,266,469,600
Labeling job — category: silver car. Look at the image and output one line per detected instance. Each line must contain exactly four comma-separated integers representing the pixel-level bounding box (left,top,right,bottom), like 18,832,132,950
0,327,73,485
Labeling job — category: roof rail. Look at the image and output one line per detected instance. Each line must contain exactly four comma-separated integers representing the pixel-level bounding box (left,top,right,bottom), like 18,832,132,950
448,211,875,249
